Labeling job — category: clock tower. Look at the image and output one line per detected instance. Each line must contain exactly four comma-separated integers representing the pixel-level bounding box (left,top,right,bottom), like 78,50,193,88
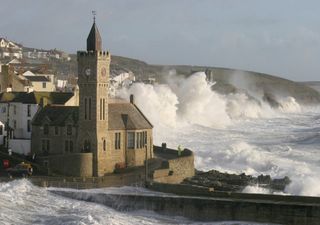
77,19,110,176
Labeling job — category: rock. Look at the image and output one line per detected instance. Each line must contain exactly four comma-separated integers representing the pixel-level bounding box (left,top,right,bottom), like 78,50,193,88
183,170,291,193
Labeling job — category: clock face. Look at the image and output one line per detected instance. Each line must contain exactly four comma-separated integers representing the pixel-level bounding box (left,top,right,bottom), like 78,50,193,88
101,67,106,77
85,68,91,76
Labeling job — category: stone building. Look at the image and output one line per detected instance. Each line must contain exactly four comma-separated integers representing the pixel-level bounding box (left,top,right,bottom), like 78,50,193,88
31,20,153,177
0,91,74,154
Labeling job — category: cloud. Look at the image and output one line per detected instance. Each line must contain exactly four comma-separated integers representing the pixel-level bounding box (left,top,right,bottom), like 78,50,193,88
1,0,320,81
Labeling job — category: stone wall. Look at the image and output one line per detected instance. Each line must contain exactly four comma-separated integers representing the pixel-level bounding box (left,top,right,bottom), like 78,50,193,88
152,146,195,184
31,125,77,155
47,153,93,177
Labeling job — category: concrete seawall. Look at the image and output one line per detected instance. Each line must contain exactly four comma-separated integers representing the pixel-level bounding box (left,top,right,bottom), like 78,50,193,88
51,190,320,225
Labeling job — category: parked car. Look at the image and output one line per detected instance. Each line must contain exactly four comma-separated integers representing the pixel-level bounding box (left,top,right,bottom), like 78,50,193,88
6,162,33,177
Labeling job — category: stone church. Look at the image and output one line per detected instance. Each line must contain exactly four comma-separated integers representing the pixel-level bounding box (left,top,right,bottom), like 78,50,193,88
31,21,153,177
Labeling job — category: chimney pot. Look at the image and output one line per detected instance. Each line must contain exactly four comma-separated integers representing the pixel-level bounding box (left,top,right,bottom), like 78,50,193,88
130,94,134,104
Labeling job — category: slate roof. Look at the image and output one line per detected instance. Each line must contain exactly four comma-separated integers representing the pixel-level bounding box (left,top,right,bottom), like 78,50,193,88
108,103,153,130
24,75,49,82
87,22,102,51
0,92,74,104
32,102,153,130
32,105,78,126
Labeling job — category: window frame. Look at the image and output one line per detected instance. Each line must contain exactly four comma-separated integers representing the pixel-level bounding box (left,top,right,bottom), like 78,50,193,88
27,104,31,117
27,120,31,132
127,132,135,149
115,132,121,150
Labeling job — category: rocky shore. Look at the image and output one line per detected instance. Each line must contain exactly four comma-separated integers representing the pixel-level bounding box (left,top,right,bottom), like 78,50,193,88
183,170,291,193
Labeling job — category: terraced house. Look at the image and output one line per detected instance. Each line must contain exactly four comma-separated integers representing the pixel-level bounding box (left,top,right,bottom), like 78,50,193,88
31,20,153,177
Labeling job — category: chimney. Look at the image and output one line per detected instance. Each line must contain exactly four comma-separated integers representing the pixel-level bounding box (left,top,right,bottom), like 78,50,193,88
40,97,48,108
161,143,167,151
130,94,134,104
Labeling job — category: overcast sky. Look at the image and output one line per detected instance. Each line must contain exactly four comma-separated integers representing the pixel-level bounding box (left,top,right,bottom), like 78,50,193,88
1,0,320,81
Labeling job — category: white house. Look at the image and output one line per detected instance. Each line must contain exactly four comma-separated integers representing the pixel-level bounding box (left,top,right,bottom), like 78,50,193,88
0,91,75,155
109,72,135,97
0,38,23,59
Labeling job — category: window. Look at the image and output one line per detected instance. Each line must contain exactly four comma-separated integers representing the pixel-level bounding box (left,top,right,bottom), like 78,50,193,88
144,131,147,145
27,105,31,117
115,133,121,150
140,132,144,148
13,120,17,129
41,139,50,154
0,125,3,135
88,98,91,120
65,140,73,153
42,82,47,88
103,139,106,151
100,98,103,120
13,105,16,115
64,140,68,152
84,98,87,120
136,132,140,149
103,98,106,120
66,125,72,135
43,124,49,135
27,120,31,132
2,107,6,113
135,132,145,149
54,126,59,135
83,140,91,152
127,132,135,149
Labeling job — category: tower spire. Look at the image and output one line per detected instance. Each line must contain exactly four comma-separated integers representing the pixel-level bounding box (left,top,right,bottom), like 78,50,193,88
87,11,102,51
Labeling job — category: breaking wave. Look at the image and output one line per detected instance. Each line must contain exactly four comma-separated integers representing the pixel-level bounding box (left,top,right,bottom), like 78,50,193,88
118,72,303,130
0,179,272,225
118,72,320,197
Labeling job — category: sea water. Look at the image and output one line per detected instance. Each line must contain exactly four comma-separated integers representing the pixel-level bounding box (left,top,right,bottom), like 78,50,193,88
0,179,273,225
118,72,320,196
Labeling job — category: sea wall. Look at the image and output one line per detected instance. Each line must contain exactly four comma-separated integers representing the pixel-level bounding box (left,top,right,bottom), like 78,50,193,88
51,189,320,225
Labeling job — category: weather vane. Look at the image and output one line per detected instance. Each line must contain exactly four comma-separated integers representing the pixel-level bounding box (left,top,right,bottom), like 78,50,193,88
92,10,96,23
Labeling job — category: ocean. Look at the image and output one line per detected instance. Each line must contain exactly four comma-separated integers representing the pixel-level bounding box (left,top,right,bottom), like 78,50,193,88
118,72,320,196
1,72,318,224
